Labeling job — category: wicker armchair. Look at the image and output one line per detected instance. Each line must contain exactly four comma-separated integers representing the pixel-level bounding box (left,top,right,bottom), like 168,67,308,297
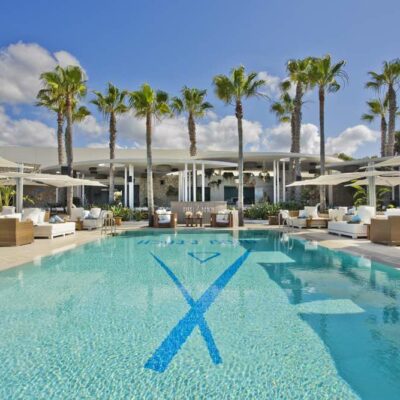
210,213,233,228
153,213,177,228
370,216,400,246
0,219,34,246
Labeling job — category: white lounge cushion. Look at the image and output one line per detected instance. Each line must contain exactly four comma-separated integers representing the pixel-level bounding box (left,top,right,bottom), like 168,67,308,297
356,206,376,224
0,206,15,215
158,214,171,223
216,213,230,223
70,207,84,222
89,208,101,219
328,221,368,238
22,208,42,225
34,222,75,239
0,213,22,221
385,208,400,217
304,206,318,218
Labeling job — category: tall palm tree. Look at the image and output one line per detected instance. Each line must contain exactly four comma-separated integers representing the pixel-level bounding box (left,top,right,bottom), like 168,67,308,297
171,86,213,156
361,98,388,157
37,76,66,166
366,59,400,156
309,55,347,211
129,84,171,225
39,65,87,214
213,66,265,226
91,83,129,202
285,58,313,187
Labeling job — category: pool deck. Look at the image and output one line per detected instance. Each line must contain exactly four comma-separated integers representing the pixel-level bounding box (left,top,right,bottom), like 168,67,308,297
0,221,399,271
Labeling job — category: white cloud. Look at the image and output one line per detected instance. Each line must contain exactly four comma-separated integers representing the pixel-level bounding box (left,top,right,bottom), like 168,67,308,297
260,122,378,156
77,115,106,136
257,71,282,99
87,141,126,149
326,125,379,155
0,106,56,146
0,42,82,104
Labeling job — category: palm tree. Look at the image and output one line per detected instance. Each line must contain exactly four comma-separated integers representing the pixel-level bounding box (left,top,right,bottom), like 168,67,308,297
129,84,171,225
361,98,388,157
309,55,347,211
171,87,213,157
366,60,400,156
39,65,87,214
285,58,313,187
213,66,265,226
37,76,66,166
91,83,129,202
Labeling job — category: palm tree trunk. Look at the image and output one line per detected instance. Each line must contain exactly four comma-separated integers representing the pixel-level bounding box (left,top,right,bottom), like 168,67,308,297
109,112,116,203
236,100,244,226
289,113,297,200
65,94,74,215
381,116,387,157
188,112,197,157
319,86,326,212
146,112,154,226
387,84,396,156
293,82,303,203
57,111,64,166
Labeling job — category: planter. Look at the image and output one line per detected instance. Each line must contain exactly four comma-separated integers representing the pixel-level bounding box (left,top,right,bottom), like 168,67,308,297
268,215,279,225
114,216,122,226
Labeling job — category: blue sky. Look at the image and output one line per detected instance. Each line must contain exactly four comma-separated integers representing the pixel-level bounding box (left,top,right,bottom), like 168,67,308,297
0,0,399,157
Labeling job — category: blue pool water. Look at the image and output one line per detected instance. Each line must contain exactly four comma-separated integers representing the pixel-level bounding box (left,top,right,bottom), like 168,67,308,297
0,229,400,399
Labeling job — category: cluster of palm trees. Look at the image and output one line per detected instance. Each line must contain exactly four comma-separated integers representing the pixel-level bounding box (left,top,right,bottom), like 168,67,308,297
36,56,399,225
362,60,400,158
271,55,348,210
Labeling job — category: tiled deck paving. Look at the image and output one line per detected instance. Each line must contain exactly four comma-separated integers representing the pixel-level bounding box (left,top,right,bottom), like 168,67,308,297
0,222,399,271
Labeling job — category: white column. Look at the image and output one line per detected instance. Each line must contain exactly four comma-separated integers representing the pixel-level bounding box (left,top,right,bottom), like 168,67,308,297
16,164,24,213
282,161,286,202
273,160,276,204
124,166,128,207
55,188,59,204
277,161,280,203
184,163,188,201
188,170,192,202
81,173,85,206
128,164,134,209
201,163,205,202
367,162,376,208
192,162,197,202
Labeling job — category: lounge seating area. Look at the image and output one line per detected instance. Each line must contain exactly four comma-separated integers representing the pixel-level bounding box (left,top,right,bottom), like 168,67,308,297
70,207,109,230
210,210,238,228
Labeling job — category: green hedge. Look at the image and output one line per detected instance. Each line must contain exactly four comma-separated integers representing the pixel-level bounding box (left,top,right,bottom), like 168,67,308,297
244,201,299,220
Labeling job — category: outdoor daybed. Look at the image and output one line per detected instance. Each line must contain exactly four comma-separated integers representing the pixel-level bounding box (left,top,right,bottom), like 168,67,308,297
328,206,375,239
34,222,76,239
210,211,236,228
70,207,108,230
285,206,329,229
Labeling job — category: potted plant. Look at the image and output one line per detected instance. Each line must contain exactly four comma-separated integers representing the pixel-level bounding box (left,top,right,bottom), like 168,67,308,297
110,205,124,226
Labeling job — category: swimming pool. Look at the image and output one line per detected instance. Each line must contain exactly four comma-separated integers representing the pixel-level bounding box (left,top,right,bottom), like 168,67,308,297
0,230,399,399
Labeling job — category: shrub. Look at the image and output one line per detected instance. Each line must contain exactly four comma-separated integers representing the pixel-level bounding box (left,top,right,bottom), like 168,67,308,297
244,201,300,220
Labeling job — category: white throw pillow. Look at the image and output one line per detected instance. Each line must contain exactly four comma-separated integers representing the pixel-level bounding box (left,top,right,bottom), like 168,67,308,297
38,211,46,224
82,210,90,219
89,208,101,219
22,208,41,225
70,207,84,222
385,208,400,217
298,210,307,218
3,214,22,221
1,206,15,215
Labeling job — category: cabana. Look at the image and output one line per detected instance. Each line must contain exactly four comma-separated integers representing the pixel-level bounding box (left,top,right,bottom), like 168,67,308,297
0,172,105,212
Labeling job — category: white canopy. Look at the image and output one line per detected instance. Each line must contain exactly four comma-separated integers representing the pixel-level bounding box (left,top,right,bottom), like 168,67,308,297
286,170,400,187
0,172,105,188
0,156,19,168
374,156,400,168
0,172,105,212
345,176,400,187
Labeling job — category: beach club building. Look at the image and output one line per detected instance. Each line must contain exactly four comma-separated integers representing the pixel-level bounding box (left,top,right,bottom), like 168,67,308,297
0,147,343,208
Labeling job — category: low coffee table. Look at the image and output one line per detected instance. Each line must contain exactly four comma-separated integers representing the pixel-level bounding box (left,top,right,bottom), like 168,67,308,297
185,217,203,227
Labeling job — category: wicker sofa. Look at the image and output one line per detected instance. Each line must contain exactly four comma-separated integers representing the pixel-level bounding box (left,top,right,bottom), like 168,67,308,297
210,212,234,228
